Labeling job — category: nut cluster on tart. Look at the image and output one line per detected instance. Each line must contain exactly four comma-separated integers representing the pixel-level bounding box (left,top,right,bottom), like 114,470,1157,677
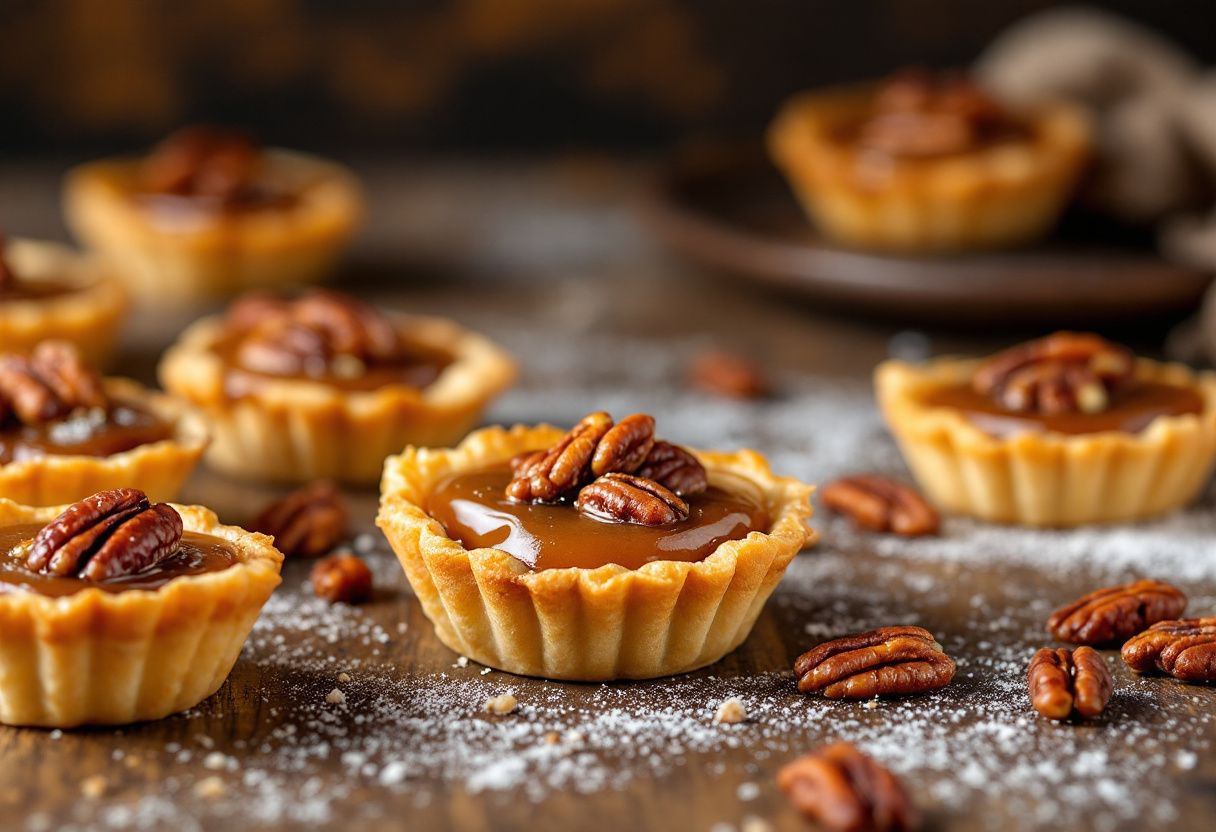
876,332,1216,526
767,68,1090,252
377,411,814,681
0,340,207,506
159,288,516,484
0,488,282,727
0,234,127,367
63,126,363,303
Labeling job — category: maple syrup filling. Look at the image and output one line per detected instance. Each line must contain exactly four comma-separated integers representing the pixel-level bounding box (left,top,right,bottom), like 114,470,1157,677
426,464,771,571
0,524,238,597
922,381,1205,438
212,333,454,395
0,402,175,465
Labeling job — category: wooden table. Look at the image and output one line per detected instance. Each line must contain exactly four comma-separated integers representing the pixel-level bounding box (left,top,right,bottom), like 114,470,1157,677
1,161,1213,831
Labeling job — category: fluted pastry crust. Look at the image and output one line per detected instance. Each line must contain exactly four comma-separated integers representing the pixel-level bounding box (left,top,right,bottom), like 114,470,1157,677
377,424,815,681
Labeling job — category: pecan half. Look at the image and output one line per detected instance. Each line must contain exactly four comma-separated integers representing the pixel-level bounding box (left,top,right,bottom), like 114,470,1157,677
142,126,260,202
0,341,108,426
311,553,374,604
1121,618,1216,681
972,332,1135,415
688,351,767,399
795,626,955,699
1027,647,1113,721
860,68,1008,159
636,440,708,497
1048,579,1187,646
26,488,183,581
777,742,920,832
251,482,348,559
506,412,614,502
820,476,939,537
575,472,689,526
590,413,655,477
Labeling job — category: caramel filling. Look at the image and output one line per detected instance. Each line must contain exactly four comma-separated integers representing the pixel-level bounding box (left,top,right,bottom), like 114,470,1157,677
922,381,1205,437
0,524,238,596
426,465,771,571
0,402,175,465
212,332,453,394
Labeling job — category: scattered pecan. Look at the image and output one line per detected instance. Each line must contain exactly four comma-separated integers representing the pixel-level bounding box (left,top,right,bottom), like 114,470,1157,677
251,482,348,559
777,742,920,832
576,472,689,526
1121,618,1216,681
1027,647,1113,721
590,414,655,477
635,440,708,497
819,476,939,537
0,341,108,426
310,553,374,604
795,626,955,699
1047,579,1187,646
25,488,183,581
142,126,261,203
506,412,614,502
972,332,1135,415
688,351,767,399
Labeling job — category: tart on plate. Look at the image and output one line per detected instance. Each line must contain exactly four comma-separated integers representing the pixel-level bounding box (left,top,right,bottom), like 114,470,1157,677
377,412,815,681
876,332,1216,526
159,289,516,484
0,488,282,727
768,68,1090,253
63,126,362,304
0,341,207,506
0,235,127,367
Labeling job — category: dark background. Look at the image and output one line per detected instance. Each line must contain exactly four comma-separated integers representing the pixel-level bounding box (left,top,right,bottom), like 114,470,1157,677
2,0,1214,158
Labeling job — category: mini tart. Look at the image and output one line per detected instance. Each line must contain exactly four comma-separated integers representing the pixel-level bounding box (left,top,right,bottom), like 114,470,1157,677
63,150,362,304
377,424,815,681
0,500,281,727
159,313,516,484
876,358,1216,527
0,378,209,507
0,239,127,367
767,85,1090,253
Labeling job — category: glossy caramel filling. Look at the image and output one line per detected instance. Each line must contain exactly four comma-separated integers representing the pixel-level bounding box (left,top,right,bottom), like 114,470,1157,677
0,524,238,596
0,402,175,465
213,332,454,395
425,465,771,571
922,381,1205,438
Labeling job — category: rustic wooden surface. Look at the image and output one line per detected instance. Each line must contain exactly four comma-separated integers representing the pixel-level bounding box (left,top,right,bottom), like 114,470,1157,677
0,161,1214,832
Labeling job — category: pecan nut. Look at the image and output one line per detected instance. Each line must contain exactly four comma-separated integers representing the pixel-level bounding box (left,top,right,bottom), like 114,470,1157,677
820,476,939,537
506,412,614,502
1048,579,1187,646
795,626,955,699
251,482,348,559
1027,647,1113,721
26,488,183,581
1121,618,1216,681
972,332,1135,415
860,69,1007,159
310,553,374,604
590,413,655,477
777,742,920,832
688,351,767,399
635,440,708,497
575,472,689,526
0,341,108,426
142,126,260,202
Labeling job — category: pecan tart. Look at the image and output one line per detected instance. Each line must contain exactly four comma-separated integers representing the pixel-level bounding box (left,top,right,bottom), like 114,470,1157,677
63,126,362,304
159,289,515,484
0,341,207,506
0,488,282,727
768,68,1090,252
876,332,1216,526
377,413,814,680
0,235,127,367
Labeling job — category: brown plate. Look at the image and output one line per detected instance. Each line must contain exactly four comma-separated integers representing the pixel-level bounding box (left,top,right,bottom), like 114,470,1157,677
641,143,1212,325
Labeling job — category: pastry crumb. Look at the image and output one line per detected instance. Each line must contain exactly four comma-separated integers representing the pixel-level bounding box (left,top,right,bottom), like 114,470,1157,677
484,693,518,715
480,667,492,675
326,688,347,705
863,698,880,710
713,697,747,725
337,672,352,684
81,776,107,798
454,656,469,669
193,776,226,799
